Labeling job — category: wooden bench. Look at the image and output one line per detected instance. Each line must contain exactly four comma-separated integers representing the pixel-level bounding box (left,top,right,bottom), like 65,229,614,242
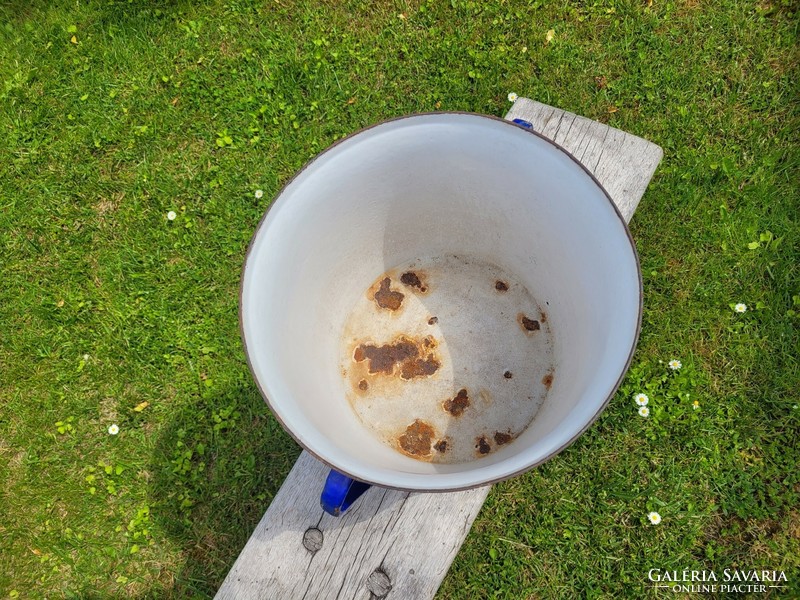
215,98,663,600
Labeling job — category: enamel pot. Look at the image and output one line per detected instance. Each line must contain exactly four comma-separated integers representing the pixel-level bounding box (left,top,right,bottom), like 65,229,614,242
240,113,641,502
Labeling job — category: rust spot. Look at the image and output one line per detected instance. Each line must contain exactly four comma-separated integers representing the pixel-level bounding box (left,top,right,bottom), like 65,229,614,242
476,436,491,455
443,389,470,416
495,280,509,291
398,420,434,457
400,355,440,379
400,271,426,293
373,277,404,311
434,439,448,453
428,316,438,325
422,336,435,348
358,379,369,391
354,336,440,380
494,431,513,445
540,310,547,323
354,338,415,374
519,314,541,332
503,371,513,379
542,372,554,389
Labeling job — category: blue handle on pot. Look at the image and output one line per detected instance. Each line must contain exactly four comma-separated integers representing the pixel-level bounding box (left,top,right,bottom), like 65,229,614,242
512,118,533,129
320,469,371,516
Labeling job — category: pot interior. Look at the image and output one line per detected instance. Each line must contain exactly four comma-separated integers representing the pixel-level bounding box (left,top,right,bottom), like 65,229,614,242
240,113,641,490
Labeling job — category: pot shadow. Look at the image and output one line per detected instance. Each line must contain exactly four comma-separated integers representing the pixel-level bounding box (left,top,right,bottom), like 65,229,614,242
147,381,301,598
146,379,417,598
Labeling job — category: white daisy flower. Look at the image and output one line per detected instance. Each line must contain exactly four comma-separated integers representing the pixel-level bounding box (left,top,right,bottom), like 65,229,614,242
638,406,650,417
508,92,518,102
167,211,177,221
647,511,662,525
254,189,264,199
668,359,682,370
734,303,747,313
693,400,700,410
108,424,119,435
634,393,649,406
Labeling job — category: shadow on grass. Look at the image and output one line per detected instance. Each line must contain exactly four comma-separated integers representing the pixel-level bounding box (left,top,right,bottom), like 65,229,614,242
147,381,300,599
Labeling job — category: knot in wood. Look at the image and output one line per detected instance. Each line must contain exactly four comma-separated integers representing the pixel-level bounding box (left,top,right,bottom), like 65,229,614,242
302,527,323,553
366,569,392,598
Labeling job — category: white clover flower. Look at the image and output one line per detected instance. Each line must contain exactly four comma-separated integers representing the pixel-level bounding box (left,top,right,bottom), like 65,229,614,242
668,359,682,370
254,189,264,199
83,354,89,361
108,424,119,435
635,393,649,406
648,511,662,525
638,406,650,417
167,211,177,221
508,92,519,102
734,303,747,313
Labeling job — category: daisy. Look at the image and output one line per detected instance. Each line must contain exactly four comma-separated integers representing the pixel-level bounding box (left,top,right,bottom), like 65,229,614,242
647,511,662,525
108,424,119,435
508,92,518,102
634,393,649,406
734,303,747,313
693,400,700,410
668,359,682,370
167,211,177,221
254,189,264,199
638,406,650,417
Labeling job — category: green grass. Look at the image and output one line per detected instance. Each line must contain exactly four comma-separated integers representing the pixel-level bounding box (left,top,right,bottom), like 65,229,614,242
1,0,798,597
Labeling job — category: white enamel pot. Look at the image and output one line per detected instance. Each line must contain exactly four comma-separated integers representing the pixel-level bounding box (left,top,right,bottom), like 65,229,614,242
240,113,642,492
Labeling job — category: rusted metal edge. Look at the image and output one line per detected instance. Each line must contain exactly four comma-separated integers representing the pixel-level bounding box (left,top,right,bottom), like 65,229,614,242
238,111,644,492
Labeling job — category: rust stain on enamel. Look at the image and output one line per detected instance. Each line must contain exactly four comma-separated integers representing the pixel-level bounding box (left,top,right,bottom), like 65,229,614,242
400,271,428,293
372,277,404,311
398,420,435,457
443,389,470,416
542,372,554,389
519,313,541,333
494,431,513,445
353,336,440,380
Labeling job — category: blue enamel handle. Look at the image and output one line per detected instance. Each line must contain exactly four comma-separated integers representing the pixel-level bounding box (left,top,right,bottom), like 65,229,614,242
512,118,533,129
320,469,371,516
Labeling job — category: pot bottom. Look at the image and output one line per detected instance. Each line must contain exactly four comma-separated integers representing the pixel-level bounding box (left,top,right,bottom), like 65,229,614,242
340,254,555,464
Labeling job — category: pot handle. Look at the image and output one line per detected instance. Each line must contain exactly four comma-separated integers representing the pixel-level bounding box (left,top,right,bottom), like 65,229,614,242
320,469,371,516
512,118,533,130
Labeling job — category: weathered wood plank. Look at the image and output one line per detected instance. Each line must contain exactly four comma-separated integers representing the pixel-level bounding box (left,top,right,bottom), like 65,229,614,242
215,452,489,600
215,99,662,600
505,98,663,222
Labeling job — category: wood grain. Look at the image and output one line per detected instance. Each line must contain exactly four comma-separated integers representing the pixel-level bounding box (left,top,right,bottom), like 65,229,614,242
215,452,489,600
215,99,662,600
505,98,663,222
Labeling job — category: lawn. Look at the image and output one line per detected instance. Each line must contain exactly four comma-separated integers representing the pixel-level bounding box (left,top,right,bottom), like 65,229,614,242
1,0,798,598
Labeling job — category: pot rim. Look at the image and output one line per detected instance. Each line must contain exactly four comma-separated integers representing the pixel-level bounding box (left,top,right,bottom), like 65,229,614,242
239,111,644,492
